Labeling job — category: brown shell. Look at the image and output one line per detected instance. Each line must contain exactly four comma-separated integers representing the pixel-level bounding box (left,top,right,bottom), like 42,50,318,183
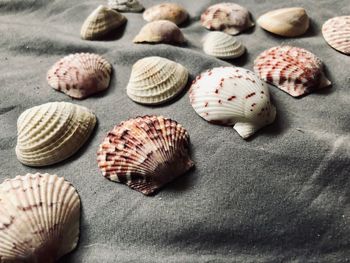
143,3,189,25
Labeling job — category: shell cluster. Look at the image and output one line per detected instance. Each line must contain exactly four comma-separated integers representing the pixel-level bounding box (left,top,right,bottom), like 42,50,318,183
322,16,350,55
143,3,189,26
108,0,144,12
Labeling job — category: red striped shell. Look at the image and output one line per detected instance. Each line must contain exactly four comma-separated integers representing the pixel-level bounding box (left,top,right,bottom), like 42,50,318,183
97,115,194,195
254,46,331,97
322,16,350,55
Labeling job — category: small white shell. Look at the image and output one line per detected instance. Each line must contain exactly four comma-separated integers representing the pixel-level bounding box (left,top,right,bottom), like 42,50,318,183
127,56,188,105
322,16,350,55
143,3,189,25
108,0,144,12
189,67,276,139
203,31,245,59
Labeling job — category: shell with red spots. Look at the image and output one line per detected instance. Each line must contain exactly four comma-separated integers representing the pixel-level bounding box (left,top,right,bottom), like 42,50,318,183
97,115,194,195
253,46,331,97
322,16,350,55
47,53,112,99
189,67,276,139
200,3,254,35
143,3,188,25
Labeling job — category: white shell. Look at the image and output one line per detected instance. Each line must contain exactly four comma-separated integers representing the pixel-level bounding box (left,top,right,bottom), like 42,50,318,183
127,56,188,105
0,173,80,262
203,31,245,59
189,67,276,139
322,16,350,55
16,102,96,166
108,0,144,12
143,3,188,25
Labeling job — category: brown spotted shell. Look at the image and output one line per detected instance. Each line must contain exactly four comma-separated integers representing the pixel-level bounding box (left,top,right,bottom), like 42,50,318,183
97,115,194,195
143,3,189,25
322,16,350,55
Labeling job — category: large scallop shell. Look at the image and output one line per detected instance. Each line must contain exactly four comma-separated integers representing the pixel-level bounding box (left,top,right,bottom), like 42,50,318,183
143,3,189,26
322,16,350,55
189,67,276,139
16,102,96,167
203,31,245,59
254,46,331,97
0,173,80,262
97,115,194,195
108,0,144,12
133,20,185,44
126,56,188,105
80,5,126,40
201,3,254,35
47,53,112,99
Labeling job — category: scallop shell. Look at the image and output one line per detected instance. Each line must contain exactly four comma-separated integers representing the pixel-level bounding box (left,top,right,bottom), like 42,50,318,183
257,7,309,37
133,20,185,44
322,16,350,55
254,46,331,97
16,102,96,167
47,53,112,99
203,31,245,59
201,3,254,35
189,67,276,139
108,0,144,12
97,115,194,195
80,5,126,40
143,3,189,26
127,56,188,105
0,173,80,262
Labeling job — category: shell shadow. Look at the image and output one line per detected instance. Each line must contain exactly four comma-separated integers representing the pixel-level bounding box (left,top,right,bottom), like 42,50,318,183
98,22,127,41
226,51,249,67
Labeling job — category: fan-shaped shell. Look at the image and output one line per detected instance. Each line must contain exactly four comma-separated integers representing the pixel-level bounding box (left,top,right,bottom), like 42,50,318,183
16,102,96,167
189,67,276,139
47,53,112,99
254,46,331,97
108,0,144,12
143,3,188,25
201,3,254,35
80,5,126,40
203,31,245,59
97,115,194,195
322,16,350,55
126,57,188,105
0,173,80,262
133,20,185,44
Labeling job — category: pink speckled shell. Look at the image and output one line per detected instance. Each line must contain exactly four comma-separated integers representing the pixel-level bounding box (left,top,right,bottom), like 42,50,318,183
322,16,350,55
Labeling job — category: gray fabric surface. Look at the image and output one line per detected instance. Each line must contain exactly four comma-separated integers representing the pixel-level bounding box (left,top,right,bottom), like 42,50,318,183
0,0,350,262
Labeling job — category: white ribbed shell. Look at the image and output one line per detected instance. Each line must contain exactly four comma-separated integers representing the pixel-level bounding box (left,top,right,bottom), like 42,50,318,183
322,16,350,55
108,0,144,12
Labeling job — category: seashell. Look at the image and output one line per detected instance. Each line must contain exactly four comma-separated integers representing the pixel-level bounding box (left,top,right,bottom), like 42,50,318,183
0,173,80,262
203,31,245,59
254,46,331,97
80,5,126,40
47,53,112,99
108,0,144,12
257,7,309,37
126,56,188,105
16,102,96,167
97,115,194,195
189,67,276,139
201,3,254,35
133,20,185,44
322,16,350,55
143,3,189,26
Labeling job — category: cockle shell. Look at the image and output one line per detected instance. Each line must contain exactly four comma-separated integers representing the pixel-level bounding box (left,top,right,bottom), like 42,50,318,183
97,115,194,195
322,16,350,55
16,102,96,167
257,7,309,37
47,53,112,99
143,3,189,26
201,3,254,35
254,46,331,97
127,56,188,105
108,0,144,12
133,20,185,44
0,173,80,262
189,67,276,139
80,5,126,40
203,31,245,59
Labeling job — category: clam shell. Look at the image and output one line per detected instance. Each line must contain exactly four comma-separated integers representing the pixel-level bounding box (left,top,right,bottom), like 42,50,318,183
80,5,126,40
322,16,350,55
189,67,276,139
257,7,309,37
254,46,331,97
133,20,185,44
108,0,144,12
0,173,80,262
201,3,254,35
143,3,188,25
16,102,96,166
47,53,112,99
127,56,188,105
203,31,245,59
97,115,194,195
